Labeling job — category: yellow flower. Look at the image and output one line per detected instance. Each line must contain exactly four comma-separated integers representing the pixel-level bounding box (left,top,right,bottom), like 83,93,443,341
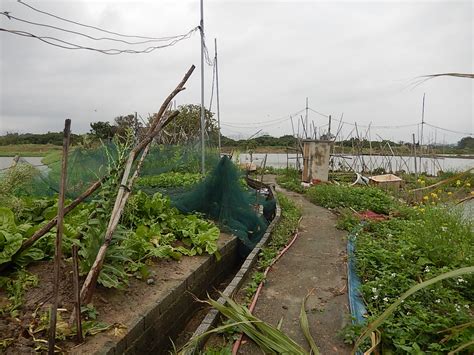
431,202,436,205
447,191,452,195
466,182,471,187
423,195,429,201
471,191,474,195
456,180,461,186
430,192,438,199
420,180,426,185
420,208,425,212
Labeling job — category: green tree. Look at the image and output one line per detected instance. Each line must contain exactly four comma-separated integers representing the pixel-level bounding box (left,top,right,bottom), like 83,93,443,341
90,121,114,140
114,114,141,138
457,136,474,150
160,104,218,145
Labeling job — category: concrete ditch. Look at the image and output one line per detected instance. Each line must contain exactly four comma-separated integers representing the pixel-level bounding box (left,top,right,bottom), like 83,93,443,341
85,179,280,354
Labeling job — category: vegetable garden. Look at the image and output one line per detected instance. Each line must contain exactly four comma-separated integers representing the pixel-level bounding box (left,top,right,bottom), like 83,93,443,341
0,68,277,353
274,168,474,354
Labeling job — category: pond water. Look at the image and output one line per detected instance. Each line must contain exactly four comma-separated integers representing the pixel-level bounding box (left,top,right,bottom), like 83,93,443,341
0,157,45,170
1,155,473,177
238,153,474,176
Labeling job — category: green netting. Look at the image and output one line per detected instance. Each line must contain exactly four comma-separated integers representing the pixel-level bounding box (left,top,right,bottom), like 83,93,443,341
1,143,275,254
172,156,270,250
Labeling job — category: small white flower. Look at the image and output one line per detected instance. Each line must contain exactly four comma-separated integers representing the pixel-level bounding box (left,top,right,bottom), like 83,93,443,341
441,226,447,232
455,304,461,312
457,277,466,284
391,273,396,277
372,287,377,293
435,299,441,303
424,266,431,273
383,297,389,302
372,295,378,300
464,304,470,309
387,233,393,238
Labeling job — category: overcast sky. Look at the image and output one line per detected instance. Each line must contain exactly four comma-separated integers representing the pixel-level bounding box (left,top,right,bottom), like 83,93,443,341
0,0,472,143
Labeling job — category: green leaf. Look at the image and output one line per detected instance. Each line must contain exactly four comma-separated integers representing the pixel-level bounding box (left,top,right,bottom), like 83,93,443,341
0,231,23,265
0,207,16,233
14,247,45,267
352,266,474,354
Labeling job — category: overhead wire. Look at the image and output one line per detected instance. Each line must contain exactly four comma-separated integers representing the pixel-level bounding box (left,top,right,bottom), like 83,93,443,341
16,0,183,41
208,57,216,111
0,26,199,55
0,11,190,45
424,123,472,136
222,108,306,127
201,31,214,66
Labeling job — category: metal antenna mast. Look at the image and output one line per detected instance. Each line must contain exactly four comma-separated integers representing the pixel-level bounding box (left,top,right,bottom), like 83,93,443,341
200,0,205,174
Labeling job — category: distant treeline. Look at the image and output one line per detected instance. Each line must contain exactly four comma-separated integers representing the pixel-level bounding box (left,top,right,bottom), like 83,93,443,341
2,127,472,153
0,132,80,146
221,134,298,147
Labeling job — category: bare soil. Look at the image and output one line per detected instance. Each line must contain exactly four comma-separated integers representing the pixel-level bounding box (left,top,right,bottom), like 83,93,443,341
0,233,233,354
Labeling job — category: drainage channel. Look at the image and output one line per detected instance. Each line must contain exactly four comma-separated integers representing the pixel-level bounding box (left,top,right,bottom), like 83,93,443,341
182,180,281,353
90,178,279,355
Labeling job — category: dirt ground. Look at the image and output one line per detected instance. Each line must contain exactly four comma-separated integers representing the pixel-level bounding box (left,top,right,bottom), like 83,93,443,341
0,234,233,354
237,180,351,354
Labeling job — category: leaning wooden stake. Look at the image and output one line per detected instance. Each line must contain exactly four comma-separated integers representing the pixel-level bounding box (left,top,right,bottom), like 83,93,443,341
71,244,83,343
48,119,71,355
80,66,195,305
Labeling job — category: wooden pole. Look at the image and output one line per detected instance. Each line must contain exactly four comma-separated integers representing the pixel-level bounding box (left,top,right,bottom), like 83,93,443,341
48,119,71,355
80,68,193,305
72,244,83,343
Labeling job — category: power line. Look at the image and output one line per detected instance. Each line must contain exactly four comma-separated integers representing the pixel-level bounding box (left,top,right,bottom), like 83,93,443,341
0,11,190,45
425,123,472,136
308,107,330,118
201,30,214,66
208,58,216,111
0,26,198,55
17,0,184,41
223,108,306,127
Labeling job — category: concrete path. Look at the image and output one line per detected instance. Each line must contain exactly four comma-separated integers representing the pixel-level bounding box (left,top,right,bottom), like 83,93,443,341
239,180,350,354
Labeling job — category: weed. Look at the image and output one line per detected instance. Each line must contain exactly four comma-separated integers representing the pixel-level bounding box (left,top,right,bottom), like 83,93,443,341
0,270,38,317
344,205,474,353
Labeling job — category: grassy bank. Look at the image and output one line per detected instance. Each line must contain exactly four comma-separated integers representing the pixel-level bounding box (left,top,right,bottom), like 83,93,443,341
0,144,61,157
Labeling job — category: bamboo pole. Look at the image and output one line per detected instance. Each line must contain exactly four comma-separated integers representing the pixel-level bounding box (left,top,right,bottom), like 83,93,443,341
412,133,418,179
71,244,83,343
80,67,194,305
48,119,71,355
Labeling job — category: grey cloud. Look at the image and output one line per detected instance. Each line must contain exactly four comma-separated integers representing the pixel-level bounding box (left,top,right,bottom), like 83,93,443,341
0,0,472,143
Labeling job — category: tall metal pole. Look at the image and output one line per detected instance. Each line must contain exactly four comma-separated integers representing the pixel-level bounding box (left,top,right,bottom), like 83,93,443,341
305,97,309,139
420,93,425,148
200,0,205,174
214,38,221,153
420,93,425,160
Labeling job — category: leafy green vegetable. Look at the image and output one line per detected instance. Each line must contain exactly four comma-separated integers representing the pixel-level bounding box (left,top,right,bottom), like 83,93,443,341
0,207,29,264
